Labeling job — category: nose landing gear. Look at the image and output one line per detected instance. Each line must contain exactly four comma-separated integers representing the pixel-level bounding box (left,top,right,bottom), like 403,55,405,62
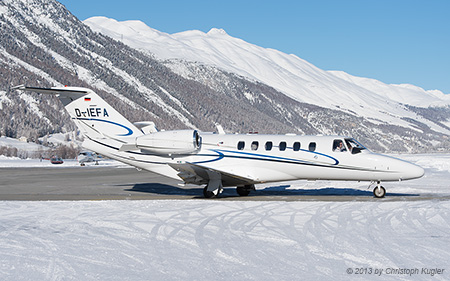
373,181,386,198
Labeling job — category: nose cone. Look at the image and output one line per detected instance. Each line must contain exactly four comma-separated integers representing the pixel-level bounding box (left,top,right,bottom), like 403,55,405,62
399,161,425,180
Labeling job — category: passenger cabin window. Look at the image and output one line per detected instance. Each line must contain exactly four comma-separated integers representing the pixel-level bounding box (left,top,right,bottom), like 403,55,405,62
251,141,259,151
237,141,245,150
293,142,301,151
332,139,347,152
265,141,273,151
308,142,316,152
279,141,287,151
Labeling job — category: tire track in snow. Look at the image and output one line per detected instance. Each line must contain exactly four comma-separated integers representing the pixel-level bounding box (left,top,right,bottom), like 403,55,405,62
1,201,449,280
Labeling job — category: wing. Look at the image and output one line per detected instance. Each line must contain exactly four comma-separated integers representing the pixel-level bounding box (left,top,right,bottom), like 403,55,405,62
168,162,256,187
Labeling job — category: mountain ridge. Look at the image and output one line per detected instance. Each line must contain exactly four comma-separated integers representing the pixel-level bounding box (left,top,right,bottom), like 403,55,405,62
0,0,449,153
84,16,449,105
84,16,450,139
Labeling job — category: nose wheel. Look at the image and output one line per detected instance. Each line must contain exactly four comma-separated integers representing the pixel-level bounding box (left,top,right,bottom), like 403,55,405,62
373,181,386,198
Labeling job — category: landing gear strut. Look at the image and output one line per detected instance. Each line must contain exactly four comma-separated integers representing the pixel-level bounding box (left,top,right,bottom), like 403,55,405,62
373,181,386,198
203,170,223,198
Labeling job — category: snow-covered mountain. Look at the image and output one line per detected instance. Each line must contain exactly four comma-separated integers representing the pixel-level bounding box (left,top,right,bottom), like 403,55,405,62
85,17,450,133
0,0,449,153
0,0,327,142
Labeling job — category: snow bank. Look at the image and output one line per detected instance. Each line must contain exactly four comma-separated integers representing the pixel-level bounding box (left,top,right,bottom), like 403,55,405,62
399,153,450,173
0,136,45,151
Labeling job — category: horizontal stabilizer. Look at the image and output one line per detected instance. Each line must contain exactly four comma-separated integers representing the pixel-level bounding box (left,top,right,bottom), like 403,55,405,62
119,143,138,151
13,85,88,95
13,85,90,106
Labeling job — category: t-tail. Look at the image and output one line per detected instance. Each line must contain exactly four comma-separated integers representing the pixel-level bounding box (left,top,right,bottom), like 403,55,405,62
14,85,143,141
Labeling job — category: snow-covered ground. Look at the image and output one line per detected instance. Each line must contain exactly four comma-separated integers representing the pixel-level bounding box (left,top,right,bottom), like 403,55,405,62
1,200,449,280
0,154,449,280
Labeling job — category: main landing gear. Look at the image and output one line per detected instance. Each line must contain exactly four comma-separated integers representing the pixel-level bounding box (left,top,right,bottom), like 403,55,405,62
203,186,218,198
236,185,255,196
203,184,256,198
372,181,386,198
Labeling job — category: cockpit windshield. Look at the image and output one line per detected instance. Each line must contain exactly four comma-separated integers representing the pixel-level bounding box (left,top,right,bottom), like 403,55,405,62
344,138,368,154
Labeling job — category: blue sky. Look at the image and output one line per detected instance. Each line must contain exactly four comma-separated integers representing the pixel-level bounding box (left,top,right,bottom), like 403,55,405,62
59,0,450,94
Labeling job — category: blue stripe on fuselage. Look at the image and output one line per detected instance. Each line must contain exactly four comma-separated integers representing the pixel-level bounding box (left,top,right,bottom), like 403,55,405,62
193,148,339,166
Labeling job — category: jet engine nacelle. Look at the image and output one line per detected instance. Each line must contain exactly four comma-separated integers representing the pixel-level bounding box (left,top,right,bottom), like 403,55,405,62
135,130,201,155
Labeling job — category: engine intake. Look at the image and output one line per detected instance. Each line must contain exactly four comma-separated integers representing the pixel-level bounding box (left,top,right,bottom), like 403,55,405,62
135,130,201,155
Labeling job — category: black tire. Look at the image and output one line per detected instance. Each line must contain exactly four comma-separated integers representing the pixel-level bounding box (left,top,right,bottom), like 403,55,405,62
236,186,250,196
203,186,216,198
373,186,386,198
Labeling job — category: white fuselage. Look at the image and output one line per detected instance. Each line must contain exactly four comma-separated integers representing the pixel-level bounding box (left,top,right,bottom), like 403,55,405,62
83,133,424,186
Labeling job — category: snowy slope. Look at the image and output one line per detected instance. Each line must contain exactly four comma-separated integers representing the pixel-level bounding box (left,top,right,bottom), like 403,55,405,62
0,136,46,153
329,70,450,107
85,17,450,134
0,0,199,131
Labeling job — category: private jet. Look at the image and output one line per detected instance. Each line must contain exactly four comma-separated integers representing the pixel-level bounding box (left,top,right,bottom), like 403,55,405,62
14,85,424,198
78,151,100,166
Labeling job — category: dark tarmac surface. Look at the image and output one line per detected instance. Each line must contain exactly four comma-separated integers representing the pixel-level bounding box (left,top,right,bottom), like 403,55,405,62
0,167,448,201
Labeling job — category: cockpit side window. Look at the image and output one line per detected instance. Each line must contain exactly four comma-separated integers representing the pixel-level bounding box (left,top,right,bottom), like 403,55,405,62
345,138,367,154
333,139,347,152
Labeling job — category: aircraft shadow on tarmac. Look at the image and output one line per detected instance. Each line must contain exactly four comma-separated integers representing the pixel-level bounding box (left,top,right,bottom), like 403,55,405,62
125,183,419,198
